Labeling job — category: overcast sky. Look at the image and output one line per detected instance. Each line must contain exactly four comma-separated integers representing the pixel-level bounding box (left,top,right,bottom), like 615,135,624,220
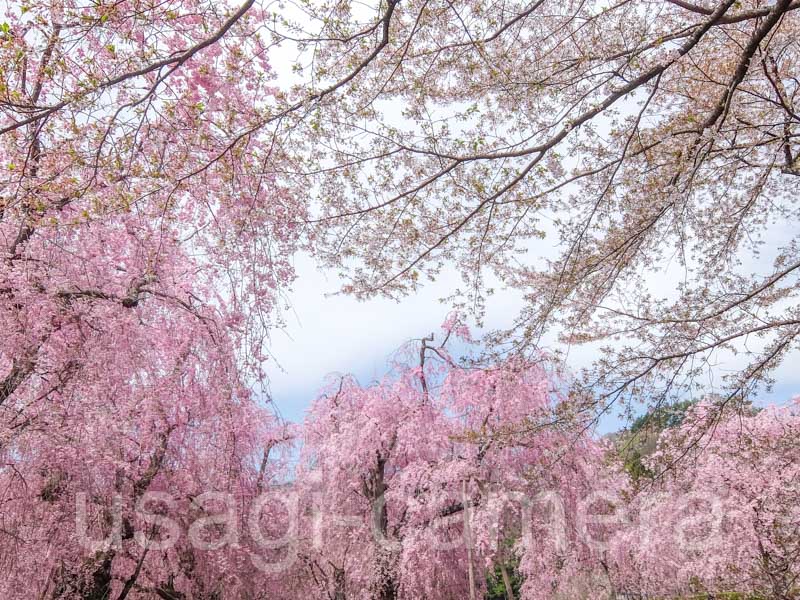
264,253,527,423
262,19,800,432
264,249,800,433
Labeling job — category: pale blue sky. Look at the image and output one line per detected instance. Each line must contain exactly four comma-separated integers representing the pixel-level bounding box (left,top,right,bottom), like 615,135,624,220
264,251,800,433
263,29,800,432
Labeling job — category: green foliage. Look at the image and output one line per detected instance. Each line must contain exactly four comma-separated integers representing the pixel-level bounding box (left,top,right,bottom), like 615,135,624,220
628,399,696,435
616,399,696,481
484,565,521,600
484,543,522,599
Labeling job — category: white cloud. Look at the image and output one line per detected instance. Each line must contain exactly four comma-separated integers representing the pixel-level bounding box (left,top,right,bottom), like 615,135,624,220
265,252,527,421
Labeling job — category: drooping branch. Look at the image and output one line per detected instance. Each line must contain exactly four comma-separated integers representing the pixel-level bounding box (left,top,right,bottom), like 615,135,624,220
0,0,258,135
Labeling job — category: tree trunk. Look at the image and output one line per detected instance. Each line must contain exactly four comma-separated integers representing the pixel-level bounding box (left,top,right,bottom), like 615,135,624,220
500,562,515,600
